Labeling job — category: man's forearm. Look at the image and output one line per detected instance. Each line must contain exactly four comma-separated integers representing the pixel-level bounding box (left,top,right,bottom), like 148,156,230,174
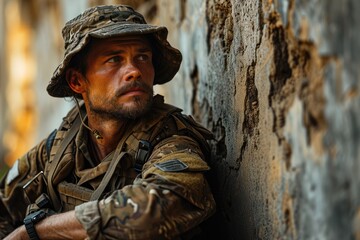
0,219,15,239
4,210,87,240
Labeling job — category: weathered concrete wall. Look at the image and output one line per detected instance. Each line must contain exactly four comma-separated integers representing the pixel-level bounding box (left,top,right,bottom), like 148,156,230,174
156,0,360,239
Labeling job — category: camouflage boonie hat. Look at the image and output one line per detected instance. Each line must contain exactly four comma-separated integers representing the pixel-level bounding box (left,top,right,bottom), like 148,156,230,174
47,5,182,98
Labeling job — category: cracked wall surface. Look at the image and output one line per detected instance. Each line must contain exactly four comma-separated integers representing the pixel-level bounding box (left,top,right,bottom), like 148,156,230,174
156,0,360,239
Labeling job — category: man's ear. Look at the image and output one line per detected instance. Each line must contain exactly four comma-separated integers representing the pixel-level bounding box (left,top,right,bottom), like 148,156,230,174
66,68,85,94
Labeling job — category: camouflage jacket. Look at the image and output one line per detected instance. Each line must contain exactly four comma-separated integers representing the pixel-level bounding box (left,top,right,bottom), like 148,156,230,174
0,95,216,239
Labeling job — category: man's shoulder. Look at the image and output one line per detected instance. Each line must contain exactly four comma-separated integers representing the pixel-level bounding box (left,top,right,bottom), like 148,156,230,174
132,95,182,131
151,94,182,115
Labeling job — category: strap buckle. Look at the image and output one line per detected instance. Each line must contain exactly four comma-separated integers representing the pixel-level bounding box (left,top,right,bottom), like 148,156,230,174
134,140,152,173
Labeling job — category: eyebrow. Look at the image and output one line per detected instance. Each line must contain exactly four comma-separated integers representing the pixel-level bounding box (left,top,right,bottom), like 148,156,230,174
100,47,152,57
101,50,124,56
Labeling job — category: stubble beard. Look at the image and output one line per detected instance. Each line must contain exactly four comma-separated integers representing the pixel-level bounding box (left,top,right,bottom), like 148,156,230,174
88,81,154,120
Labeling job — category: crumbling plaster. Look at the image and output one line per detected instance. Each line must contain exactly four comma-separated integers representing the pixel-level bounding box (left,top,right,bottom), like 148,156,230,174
157,0,360,239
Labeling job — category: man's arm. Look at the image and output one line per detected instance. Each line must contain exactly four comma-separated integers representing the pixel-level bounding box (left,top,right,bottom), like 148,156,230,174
75,135,216,240
0,137,54,238
0,216,15,239
4,210,87,240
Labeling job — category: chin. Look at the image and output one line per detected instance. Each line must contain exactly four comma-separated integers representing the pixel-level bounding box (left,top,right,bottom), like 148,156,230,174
119,95,153,119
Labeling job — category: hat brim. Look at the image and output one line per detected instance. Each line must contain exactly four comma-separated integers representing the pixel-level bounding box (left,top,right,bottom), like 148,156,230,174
47,23,182,98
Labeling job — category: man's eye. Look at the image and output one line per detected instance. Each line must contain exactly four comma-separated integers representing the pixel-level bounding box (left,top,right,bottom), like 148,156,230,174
108,56,121,63
138,54,150,61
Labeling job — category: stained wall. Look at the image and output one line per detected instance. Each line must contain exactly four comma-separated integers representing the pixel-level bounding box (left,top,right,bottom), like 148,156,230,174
157,0,360,239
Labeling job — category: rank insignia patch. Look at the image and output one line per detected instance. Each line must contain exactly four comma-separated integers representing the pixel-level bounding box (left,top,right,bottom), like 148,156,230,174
154,159,188,172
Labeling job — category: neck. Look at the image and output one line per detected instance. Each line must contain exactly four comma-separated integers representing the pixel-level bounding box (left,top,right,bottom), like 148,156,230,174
86,111,127,160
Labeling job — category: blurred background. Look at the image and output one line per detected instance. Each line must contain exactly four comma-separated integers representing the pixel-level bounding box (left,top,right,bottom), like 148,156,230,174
0,0,174,175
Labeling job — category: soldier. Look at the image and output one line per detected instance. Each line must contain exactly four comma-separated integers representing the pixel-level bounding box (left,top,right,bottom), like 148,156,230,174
0,4,215,240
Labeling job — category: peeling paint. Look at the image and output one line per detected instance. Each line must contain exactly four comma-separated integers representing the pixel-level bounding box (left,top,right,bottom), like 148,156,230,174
243,61,259,136
206,0,233,54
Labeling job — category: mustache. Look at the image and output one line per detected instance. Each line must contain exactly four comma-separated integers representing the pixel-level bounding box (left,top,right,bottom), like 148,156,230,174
115,80,153,97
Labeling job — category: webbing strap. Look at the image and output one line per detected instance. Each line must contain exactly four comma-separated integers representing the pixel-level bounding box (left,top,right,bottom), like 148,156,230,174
47,114,82,212
90,152,128,201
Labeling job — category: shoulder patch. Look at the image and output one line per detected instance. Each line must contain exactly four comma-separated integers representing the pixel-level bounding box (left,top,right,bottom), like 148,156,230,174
154,159,188,172
6,159,20,185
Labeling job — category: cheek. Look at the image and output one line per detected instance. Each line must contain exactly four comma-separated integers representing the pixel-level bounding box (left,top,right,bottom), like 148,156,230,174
92,70,119,89
143,66,155,84
86,79,112,98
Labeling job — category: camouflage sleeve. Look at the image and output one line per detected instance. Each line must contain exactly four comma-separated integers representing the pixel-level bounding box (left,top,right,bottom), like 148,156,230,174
75,135,216,240
0,139,48,237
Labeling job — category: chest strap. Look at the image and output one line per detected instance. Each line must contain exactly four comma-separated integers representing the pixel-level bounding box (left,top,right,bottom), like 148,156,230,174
90,152,128,201
47,113,82,212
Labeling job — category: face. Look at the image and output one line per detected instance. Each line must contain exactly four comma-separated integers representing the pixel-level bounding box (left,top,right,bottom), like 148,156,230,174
71,36,155,120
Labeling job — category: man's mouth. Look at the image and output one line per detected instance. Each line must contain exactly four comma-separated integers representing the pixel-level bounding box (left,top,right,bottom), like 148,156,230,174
122,87,146,96
116,81,153,98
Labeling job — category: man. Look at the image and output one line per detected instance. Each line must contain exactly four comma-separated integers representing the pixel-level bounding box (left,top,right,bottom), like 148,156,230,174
0,4,215,240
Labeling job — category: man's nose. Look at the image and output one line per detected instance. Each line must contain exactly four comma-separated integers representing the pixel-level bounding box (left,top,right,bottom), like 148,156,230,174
123,62,141,81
